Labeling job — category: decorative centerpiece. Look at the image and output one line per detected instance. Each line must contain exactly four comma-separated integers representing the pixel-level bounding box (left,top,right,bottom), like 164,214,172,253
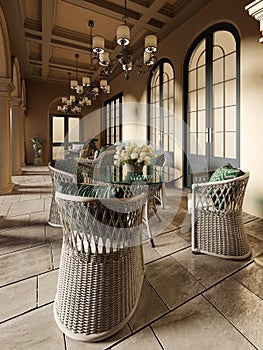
115,142,156,174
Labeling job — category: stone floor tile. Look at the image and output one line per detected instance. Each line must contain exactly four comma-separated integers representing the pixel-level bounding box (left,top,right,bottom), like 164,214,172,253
0,195,6,204
7,198,45,217
234,262,263,299
0,225,46,255
176,225,191,244
19,192,41,201
247,234,263,258
151,295,255,350
245,218,263,241
46,224,63,242
171,247,251,288
66,324,131,350
3,194,21,203
153,231,190,257
243,212,258,224
112,327,162,350
142,242,162,264
0,277,37,322
51,241,62,268
0,214,30,231
129,278,168,332
0,203,11,217
204,278,263,349
38,270,59,306
145,255,204,310
44,197,52,211
0,244,52,286
30,211,49,226
0,304,65,350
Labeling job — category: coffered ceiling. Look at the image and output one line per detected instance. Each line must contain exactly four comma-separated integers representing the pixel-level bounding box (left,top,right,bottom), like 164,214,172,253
0,0,212,85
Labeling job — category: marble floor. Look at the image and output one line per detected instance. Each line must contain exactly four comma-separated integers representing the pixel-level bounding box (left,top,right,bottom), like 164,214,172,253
0,166,263,350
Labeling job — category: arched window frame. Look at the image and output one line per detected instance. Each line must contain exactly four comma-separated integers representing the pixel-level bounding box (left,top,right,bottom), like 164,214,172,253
183,22,240,186
147,58,175,165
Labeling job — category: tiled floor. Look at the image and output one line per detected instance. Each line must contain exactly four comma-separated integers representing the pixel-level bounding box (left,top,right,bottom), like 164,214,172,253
0,166,263,349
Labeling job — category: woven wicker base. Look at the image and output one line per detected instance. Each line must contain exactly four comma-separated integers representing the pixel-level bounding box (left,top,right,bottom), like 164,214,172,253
192,247,252,260
53,296,140,342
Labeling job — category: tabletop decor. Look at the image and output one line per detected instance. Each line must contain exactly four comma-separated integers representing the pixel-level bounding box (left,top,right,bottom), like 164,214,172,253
115,142,156,173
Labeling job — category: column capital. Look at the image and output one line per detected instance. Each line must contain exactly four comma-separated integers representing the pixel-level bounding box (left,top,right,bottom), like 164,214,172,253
0,78,15,96
10,97,22,109
246,0,263,41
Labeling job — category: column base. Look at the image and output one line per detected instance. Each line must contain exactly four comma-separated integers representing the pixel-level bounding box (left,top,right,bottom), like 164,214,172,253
0,183,15,195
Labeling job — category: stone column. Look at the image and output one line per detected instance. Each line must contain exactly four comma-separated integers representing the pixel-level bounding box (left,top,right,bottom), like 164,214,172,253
0,78,14,194
20,107,26,166
10,97,22,175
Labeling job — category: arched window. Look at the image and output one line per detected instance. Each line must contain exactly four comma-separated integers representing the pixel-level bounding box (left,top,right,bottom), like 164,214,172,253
184,23,240,186
147,58,175,165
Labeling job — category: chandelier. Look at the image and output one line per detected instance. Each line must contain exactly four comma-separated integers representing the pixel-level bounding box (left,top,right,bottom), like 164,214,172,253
57,53,110,113
90,0,158,80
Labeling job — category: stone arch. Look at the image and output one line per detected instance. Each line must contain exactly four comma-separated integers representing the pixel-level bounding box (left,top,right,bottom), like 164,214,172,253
11,57,22,98
0,6,12,78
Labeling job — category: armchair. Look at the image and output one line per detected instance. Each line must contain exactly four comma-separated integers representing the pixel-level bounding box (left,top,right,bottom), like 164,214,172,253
54,191,146,341
191,170,251,260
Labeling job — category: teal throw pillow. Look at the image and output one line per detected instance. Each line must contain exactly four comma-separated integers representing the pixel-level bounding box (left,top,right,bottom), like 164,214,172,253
209,163,243,182
57,182,125,198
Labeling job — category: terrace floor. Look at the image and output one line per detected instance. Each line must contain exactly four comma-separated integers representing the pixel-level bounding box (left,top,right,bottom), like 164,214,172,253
0,166,263,350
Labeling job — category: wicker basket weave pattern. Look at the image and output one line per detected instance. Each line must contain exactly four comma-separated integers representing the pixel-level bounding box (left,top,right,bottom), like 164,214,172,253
48,162,77,227
54,193,146,341
192,171,251,259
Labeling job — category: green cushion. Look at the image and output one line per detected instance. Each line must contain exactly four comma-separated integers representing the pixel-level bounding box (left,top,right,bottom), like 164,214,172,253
57,182,125,198
209,163,243,182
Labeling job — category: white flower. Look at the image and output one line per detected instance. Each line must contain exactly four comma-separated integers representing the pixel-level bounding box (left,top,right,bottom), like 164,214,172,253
114,142,156,166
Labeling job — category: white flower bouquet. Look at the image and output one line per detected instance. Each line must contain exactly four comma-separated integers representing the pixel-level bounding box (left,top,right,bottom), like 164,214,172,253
114,142,156,167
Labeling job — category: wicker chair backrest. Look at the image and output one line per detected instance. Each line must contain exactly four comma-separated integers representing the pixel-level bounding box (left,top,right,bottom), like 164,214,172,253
192,170,249,213
150,153,165,167
48,162,77,192
55,191,146,254
94,150,116,167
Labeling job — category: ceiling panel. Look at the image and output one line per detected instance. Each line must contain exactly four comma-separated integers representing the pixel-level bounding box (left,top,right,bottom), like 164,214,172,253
0,0,213,85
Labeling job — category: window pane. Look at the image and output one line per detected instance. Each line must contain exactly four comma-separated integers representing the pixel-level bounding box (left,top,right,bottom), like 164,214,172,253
225,132,236,158
197,88,206,110
225,53,236,80
214,31,236,55
189,39,206,70
225,106,236,131
68,118,79,142
225,79,236,106
213,83,224,108
213,58,224,84
52,146,64,160
213,109,224,133
52,117,64,143
197,133,206,155
214,132,224,157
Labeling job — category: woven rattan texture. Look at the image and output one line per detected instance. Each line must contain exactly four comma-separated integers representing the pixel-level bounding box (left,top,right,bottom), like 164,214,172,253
192,171,251,259
54,194,146,339
48,162,77,227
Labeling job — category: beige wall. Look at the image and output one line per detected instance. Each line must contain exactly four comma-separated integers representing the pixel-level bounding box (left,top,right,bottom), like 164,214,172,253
23,0,263,217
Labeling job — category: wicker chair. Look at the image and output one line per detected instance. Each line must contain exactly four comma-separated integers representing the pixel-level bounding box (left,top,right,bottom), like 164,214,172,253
191,170,251,260
47,161,77,227
54,191,146,342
